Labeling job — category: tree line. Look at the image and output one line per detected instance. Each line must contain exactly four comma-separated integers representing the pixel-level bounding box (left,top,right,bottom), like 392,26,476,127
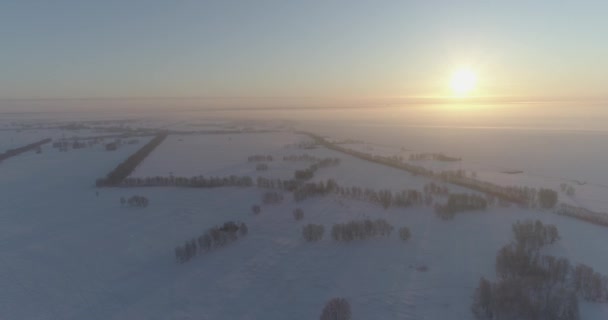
96,132,168,186
302,132,558,207
555,204,608,228
408,152,461,162
248,155,273,162
0,138,51,162
175,221,248,263
331,219,394,242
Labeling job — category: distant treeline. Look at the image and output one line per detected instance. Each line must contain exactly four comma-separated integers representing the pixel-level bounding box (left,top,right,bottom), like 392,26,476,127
409,152,461,162
283,154,326,162
301,132,555,206
248,155,273,162
0,138,51,162
96,132,168,186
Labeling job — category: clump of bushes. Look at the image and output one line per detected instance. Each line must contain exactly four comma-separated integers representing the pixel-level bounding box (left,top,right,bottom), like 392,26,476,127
302,224,324,242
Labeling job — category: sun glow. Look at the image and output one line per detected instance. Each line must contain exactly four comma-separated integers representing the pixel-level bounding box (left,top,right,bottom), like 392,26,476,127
450,68,477,97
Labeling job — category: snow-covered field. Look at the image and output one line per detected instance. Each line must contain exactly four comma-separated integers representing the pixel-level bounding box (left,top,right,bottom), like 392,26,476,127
2,116,608,319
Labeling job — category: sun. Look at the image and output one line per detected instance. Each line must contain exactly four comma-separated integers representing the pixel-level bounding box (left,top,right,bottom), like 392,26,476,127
450,68,477,97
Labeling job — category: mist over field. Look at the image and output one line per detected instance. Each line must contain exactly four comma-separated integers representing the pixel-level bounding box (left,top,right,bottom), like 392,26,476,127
3,0,608,319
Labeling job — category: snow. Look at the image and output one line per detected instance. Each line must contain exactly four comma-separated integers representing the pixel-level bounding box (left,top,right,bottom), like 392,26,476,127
2,115,608,319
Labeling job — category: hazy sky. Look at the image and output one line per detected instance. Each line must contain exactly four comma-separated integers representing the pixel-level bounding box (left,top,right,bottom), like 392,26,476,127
1,0,607,104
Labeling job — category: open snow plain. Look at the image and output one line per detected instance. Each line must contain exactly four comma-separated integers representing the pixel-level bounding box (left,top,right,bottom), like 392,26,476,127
2,117,608,319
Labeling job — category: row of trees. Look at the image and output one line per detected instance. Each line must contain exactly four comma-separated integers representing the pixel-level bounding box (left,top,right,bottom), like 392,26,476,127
293,179,424,210
408,152,461,162
555,204,608,227
175,221,248,263
307,132,571,210
0,138,51,162
247,155,273,162
331,219,394,242
96,132,168,186
283,154,324,162
119,175,254,188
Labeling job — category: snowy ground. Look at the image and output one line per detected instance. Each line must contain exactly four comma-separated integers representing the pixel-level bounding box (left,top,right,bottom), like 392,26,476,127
2,119,608,319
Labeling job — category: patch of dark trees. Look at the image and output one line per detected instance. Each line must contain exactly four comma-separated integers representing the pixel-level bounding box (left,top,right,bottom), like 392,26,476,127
262,191,284,205
331,219,394,242
96,132,168,186
294,157,341,181
556,204,608,228
248,155,273,162
434,193,488,220
302,224,325,242
0,138,51,162
409,152,461,162
472,220,608,320
175,221,248,263
302,132,558,206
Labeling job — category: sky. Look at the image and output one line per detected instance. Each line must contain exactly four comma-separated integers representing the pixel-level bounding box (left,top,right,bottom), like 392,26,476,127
1,0,607,107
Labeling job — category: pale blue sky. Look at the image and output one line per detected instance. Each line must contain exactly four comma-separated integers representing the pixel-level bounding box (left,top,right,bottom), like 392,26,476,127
1,0,607,102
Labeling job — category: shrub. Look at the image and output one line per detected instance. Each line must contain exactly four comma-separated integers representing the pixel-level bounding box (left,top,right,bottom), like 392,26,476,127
252,205,261,215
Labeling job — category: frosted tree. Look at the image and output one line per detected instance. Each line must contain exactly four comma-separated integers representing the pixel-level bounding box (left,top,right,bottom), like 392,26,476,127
320,297,351,320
